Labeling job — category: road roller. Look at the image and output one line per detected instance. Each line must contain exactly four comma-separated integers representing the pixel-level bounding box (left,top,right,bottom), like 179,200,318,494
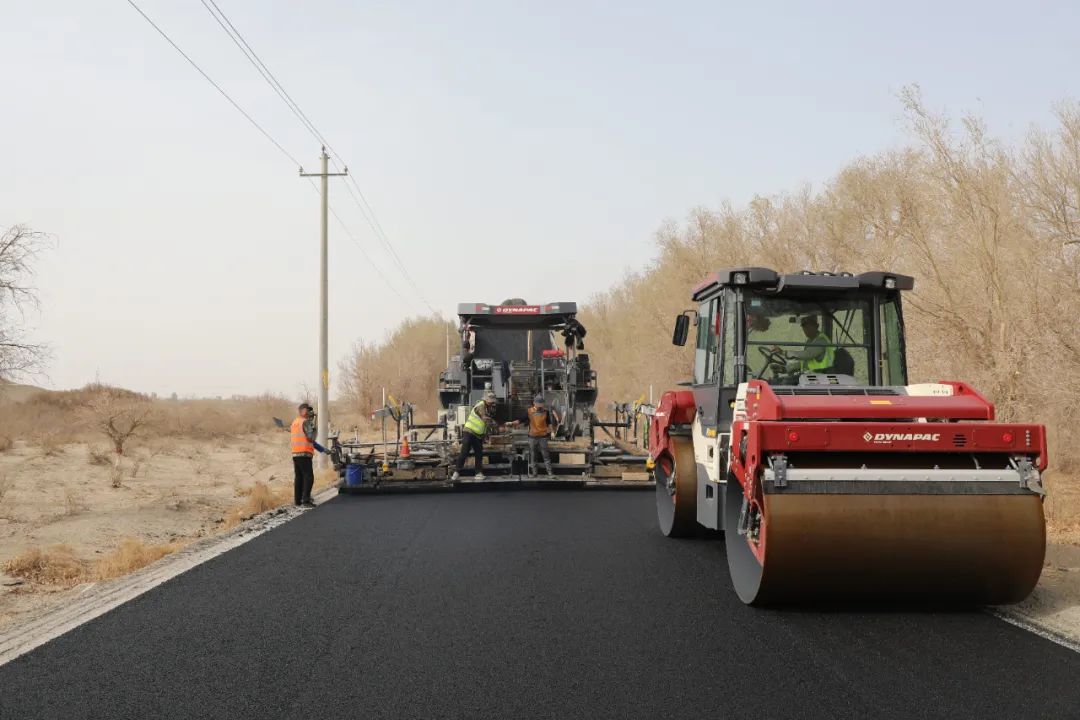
651,267,1047,605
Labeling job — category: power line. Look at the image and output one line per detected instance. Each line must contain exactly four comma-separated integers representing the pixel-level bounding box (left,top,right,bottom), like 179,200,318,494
335,176,437,314
302,179,419,311
342,175,437,313
125,1,418,314
124,0,301,167
195,0,439,315
198,0,327,149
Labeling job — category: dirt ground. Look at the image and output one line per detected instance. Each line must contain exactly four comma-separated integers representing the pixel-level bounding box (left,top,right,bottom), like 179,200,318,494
0,433,311,631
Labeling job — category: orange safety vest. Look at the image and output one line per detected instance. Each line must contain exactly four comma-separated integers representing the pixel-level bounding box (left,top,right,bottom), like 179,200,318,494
527,406,554,437
290,416,314,455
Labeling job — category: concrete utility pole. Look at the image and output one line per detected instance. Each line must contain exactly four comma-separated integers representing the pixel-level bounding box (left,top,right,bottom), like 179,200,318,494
300,147,347,467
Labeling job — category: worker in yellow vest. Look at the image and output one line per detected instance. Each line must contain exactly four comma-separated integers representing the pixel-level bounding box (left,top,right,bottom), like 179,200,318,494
452,391,514,482
772,315,835,374
290,403,317,507
791,315,835,372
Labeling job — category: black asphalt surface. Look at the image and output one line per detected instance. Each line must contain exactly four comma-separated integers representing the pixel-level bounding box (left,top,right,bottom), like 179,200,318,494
2,490,1079,719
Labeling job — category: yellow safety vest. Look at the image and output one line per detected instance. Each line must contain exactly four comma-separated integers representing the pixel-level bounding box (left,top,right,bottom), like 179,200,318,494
464,401,488,437
803,332,836,372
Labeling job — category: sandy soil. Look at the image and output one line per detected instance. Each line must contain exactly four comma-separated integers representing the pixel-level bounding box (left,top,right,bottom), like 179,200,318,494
1005,543,1080,646
0,433,301,630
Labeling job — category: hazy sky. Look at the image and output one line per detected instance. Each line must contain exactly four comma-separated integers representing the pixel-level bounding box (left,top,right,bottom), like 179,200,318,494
2,0,1077,398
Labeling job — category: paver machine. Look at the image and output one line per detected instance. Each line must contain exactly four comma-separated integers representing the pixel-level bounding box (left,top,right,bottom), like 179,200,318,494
332,299,649,489
651,268,1047,604
439,299,596,440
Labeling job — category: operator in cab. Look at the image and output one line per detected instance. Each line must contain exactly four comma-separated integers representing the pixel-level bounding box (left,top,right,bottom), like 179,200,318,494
774,315,835,373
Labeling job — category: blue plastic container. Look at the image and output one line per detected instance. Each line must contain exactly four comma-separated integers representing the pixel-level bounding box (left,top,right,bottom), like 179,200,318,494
345,464,365,486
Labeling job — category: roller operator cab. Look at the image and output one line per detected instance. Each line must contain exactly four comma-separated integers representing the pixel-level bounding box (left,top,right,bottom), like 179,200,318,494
653,268,1047,605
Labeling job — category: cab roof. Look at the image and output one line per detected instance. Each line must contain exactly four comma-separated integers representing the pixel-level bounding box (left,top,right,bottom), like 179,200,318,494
457,302,578,329
690,268,915,302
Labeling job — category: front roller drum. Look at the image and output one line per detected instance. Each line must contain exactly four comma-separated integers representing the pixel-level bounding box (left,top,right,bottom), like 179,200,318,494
655,437,698,537
724,480,1046,605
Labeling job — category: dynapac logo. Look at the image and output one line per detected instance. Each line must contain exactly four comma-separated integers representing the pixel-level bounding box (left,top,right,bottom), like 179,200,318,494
863,432,941,443
494,306,541,315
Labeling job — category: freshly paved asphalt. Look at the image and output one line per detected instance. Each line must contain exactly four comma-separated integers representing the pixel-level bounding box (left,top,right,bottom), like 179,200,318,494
1,490,1078,719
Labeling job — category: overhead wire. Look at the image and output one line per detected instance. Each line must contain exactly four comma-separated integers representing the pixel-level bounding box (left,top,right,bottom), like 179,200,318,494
128,0,425,318
199,0,325,149
124,0,301,167
300,180,419,310
196,0,440,316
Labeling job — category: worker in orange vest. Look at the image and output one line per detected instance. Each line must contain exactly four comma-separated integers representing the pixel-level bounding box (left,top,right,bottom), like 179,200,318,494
527,395,560,478
290,403,317,507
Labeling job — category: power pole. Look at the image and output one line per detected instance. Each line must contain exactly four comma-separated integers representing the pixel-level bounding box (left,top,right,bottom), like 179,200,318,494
300,147,347,467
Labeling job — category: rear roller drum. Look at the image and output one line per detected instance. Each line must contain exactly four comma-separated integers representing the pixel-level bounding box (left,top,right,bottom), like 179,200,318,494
655,437,698,537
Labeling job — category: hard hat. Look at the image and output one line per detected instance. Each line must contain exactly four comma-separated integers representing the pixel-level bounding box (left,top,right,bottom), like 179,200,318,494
533,395,545,405
483,391,497,403
298,403,313,411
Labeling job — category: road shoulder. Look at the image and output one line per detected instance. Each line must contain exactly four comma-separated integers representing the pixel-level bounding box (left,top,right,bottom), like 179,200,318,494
0,487,335,667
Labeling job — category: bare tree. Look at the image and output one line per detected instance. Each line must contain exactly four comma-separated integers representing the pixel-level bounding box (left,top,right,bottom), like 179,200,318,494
0,225,49,380
80,389,155,487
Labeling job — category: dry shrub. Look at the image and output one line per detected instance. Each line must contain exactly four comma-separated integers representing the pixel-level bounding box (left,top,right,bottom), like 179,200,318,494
221,481,290,529
3,545,85,585
5,539,186,586
339,317,455,426
87,445,113,466
93,538,184,581
80,386,154,457
156,394,294,439
0,435,12,453
0,386,292,451
0,474,11,506
63,487,87,516
35,429,67,457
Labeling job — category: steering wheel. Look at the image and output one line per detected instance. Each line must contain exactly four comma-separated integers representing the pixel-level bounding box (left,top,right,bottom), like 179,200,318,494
755,346,787,379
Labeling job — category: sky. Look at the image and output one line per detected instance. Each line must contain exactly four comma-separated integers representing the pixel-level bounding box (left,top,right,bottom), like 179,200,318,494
2,0,1078,398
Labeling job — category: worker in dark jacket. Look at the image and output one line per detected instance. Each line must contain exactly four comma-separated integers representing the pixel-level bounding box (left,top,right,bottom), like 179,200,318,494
527,395,560,478
290,403,318,506
452,391,498,481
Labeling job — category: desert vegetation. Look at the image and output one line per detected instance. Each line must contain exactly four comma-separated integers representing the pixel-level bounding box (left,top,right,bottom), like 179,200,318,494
0,386,322,628
339,316,456,425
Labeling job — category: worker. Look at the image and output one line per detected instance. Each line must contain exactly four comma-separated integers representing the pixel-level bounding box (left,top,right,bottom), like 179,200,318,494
452,391,498,481
775,315,835,372
526,394,560,479
290,403,317,507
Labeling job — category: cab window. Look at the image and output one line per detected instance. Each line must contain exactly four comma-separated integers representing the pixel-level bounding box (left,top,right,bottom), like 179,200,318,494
721,295,737,387
880,296,906,385
693,299,719,385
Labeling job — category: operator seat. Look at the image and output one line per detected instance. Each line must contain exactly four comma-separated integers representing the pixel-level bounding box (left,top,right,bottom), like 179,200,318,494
825,347,856,376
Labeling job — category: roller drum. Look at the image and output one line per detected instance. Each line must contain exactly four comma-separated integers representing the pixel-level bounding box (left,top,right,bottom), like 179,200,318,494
725,480,1046,605
655,437,698,537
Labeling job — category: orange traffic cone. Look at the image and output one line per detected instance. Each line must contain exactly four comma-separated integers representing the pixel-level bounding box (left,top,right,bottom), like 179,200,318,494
400,436,411,459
